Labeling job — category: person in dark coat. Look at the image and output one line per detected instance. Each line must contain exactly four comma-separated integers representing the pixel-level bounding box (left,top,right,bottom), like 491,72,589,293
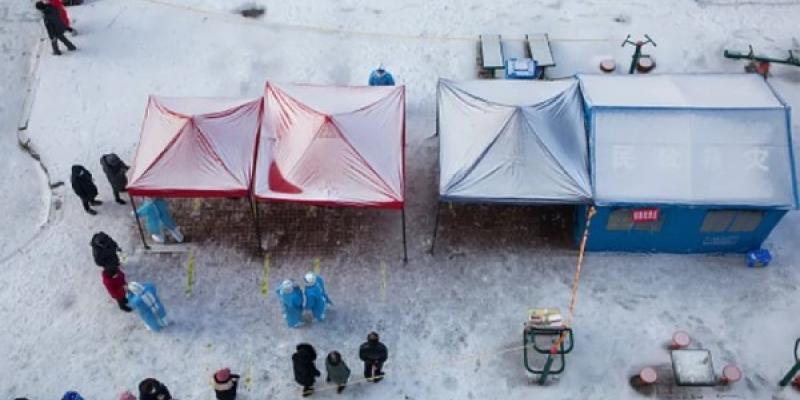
100,153,129,204
359,331,388,383
292,343,321,397
71,165,101,215
101,266,132,312
35,1,76,55
138,378,172,400
91,231,121,269
325,351,351,394
213,368,240,400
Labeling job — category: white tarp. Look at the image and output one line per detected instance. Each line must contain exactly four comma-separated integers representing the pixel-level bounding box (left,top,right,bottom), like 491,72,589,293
437,79,591,203
580,74,797,208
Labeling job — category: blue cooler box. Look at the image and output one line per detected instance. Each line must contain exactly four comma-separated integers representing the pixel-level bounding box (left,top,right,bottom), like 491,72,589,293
746,248,771,268
505,58,537,79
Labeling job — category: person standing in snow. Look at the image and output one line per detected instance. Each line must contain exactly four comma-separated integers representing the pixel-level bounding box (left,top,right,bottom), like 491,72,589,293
325,351,351,394
91,231,122,270
213,368,240,400
70,165,101,215
127,281,169,332
359,331,388,383
277,279,304,328
47,0,76,35
61,391,84,400
35,1,76,56
368,64,395,86
100,153,129,205
135,198,184,244
101,266,132,312
138,378,172,400
303,272,332,322
292,343,321,397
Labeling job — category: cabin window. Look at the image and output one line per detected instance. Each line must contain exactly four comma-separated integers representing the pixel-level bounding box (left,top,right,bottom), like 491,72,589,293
606,209,633,231
700,210,764,233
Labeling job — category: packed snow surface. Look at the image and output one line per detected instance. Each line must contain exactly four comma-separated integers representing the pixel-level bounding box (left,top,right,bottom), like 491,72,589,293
1,0,800,399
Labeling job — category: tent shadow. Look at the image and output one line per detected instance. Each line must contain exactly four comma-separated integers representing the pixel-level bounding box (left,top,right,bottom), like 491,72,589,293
168,198,388,259
434,203,577,256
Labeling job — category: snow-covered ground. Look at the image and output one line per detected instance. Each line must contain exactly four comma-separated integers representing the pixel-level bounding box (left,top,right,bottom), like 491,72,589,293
1,0,800,398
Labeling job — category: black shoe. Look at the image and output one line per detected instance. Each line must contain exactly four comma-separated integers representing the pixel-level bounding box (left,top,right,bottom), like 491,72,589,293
86,209,97,215
90,200,103,206
68,46,77,51
115,198,126,205
302,387,313,397
53,50,62,56
336,385,345,394
121,305,133,312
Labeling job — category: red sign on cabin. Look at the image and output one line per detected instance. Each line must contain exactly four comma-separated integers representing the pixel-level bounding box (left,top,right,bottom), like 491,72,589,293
632,208,660,222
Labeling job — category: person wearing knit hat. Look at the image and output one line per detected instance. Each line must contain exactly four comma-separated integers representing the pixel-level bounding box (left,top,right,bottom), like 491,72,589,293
276,279,304,328
117,390,136,400
302,272,332,322
213,368,240,400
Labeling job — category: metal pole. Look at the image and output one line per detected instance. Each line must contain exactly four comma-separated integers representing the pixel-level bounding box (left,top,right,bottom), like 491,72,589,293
401,207,408,263
248,197,264,252
129,194,150,250
779,339,800,386
429,202,441,255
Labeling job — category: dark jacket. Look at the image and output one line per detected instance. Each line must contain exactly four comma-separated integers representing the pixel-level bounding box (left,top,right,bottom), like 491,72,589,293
100,153,129,192
91,231,120,268
325,355,351,385
292,343,320,387
138,378,172,400
70,165,98,201
39,4,67,39
359,340,388,366
213,374,240,400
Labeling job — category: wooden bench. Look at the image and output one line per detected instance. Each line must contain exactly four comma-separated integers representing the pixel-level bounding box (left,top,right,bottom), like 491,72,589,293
480,34,505,70
526,33,555,68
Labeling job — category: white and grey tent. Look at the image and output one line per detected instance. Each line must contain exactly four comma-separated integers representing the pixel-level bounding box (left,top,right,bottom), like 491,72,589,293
432,79,591,251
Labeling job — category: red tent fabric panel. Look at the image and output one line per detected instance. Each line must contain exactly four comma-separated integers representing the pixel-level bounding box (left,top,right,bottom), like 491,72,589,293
127,96,261,197
254,83,405,208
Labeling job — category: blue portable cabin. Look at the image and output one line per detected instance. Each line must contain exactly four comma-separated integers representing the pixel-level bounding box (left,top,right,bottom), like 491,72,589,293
576,74,797,253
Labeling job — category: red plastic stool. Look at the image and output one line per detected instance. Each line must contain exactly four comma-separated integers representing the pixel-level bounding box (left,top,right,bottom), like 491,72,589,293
671,331,691,349
639,367,657,385
721,364,742,384
599,59,616,73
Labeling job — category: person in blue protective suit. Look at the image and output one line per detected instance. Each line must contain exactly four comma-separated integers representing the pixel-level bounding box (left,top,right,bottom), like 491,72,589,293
277,279,304,328
303,272,332,322
135,198,184,244
368,63,395,86
127,281,169,332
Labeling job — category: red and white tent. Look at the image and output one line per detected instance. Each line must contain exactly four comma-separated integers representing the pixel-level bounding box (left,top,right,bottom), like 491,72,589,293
127,96,262,197
126,86,407,259
254,83,405,208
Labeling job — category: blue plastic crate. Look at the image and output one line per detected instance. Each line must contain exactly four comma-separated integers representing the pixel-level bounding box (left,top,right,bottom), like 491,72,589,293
505,58,537,79
746,248,771,268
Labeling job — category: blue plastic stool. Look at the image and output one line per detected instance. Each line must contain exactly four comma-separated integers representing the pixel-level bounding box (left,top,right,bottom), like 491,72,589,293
746,249,771,268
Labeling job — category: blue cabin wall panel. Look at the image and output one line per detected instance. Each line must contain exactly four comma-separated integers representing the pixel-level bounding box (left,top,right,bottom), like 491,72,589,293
576,206,787,253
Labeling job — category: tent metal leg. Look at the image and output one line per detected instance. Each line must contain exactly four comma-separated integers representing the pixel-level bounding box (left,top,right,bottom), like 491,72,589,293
401,207,408,263
129,194,150,250
429,202,441,255
248,197,263,252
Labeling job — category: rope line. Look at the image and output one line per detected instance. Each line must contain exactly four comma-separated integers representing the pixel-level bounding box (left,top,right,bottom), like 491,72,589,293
135,0,614,43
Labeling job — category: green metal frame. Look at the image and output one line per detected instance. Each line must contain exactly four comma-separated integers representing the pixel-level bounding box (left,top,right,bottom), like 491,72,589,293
779,338,800,387
724,46,800,68
523,326,574,384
